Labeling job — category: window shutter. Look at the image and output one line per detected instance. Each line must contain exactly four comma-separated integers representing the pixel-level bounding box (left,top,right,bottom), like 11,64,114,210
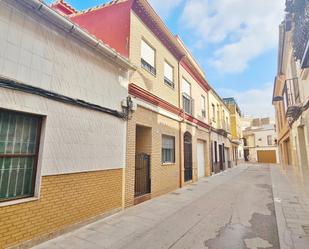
162,136,174,149
164,62,173,82
201,96,205,111
182,78,191,96
141,40,155,67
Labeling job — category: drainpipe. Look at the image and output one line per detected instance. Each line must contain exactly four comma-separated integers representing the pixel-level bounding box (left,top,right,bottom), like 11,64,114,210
208,92,212,175
16,0,135,70
178,56,185,188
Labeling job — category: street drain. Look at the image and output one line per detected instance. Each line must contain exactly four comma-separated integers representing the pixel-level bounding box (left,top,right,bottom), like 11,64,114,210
170,192,181,195
302,225,309,235
187,188,193,191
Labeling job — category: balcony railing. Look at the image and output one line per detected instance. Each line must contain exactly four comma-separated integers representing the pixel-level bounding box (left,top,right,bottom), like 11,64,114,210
182,93,194,115
283,78,301,118
286,0,309,68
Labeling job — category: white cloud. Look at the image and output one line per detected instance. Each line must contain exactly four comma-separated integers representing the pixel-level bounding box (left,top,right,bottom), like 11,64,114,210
218,83,275,118
149,0,183,19
181,0,285,73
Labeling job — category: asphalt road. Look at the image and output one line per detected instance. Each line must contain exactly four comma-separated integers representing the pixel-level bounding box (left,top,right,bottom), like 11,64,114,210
33,165,280,249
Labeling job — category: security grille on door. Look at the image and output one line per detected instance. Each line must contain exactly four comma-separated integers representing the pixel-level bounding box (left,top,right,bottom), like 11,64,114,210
135,153,151,197
184,132,193,182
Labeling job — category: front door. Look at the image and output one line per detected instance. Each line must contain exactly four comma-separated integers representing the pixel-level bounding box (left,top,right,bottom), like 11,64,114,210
184,132,193,182
134,153,151,197
219,144,224,171
197,141,205,178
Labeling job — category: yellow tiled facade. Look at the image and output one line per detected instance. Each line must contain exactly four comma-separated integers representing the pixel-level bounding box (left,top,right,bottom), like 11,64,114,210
130,12,180,107
179,123,211,186
124,6,216,205
125,106,180,207
0,169,123,249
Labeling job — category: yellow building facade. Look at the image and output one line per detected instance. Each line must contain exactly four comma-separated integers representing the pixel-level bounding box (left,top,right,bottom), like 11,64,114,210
208,90,233,171
223,98,244,163
273,3,309,187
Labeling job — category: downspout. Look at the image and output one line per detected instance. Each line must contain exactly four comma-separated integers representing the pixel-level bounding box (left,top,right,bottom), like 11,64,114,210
208,92,213,175
178,56,185,188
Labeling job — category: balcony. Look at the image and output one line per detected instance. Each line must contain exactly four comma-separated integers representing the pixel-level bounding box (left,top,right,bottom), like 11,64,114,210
283,78,301,118
286,0,309,68
182,93,194,115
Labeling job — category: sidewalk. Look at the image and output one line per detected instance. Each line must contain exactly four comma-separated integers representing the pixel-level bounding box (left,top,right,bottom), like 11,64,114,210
271,166,309,249
32,166,250,249
30,164,309,249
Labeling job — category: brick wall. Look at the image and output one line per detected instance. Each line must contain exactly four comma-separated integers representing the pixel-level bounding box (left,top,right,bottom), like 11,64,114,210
125,106,180,207
129,12,180,108
0,169,122,249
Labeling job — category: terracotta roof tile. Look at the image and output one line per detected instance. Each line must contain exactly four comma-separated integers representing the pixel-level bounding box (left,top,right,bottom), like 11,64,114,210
70,0,130,17
51,0,78,14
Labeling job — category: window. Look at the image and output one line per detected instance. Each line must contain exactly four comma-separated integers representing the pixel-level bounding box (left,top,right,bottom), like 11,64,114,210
182,78,193,115
164,61,174,88
201,95,206,118
162,135,175,164
141,40,156,75
212,104,215,122
222,110,225,127
267,135,272,145
0,110,41,202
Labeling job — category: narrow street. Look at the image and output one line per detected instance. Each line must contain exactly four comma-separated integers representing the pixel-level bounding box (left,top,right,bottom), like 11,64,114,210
33,165,295,249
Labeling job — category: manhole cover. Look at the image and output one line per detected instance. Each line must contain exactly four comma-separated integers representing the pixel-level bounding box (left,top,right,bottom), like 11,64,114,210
302,225,309,235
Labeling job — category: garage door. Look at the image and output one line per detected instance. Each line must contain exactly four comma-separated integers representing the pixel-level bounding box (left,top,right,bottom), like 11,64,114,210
197,141,205,178
257,150,277,164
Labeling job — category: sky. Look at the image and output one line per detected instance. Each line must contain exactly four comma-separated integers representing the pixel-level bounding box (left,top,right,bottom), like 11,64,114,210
47,0,286,118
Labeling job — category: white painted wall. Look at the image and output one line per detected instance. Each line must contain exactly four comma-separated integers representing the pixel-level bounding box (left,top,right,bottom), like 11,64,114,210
244,125,279,163
254,127,277,148
0,1,129,175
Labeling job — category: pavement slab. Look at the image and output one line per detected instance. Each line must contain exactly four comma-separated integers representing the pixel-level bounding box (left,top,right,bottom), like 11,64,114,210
32,164,302,249
271,166,309,249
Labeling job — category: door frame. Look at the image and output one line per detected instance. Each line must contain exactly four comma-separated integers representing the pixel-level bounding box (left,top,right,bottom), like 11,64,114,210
184,132,193,182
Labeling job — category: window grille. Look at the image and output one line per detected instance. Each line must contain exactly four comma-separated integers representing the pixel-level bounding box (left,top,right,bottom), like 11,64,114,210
0,110,41,202
141,40,156,75
162,135,175,163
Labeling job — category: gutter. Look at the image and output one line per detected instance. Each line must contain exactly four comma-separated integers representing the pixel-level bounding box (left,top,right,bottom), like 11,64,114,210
14,0,136,71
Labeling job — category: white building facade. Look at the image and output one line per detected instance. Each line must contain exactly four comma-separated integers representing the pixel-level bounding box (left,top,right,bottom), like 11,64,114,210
0,0,133,248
